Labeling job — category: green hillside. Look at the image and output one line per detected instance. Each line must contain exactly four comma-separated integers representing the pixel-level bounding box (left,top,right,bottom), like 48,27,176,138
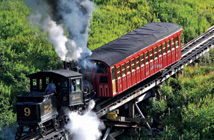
0,0,214,139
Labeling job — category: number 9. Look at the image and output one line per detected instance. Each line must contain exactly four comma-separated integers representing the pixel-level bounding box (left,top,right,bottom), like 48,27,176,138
24,107,31,116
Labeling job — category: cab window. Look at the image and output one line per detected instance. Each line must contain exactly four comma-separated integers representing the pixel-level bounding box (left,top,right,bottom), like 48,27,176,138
75,79,81,91
33,79,37,86
32,78,37,91
71,79,81,92
70,79,75,92
46,77,49,85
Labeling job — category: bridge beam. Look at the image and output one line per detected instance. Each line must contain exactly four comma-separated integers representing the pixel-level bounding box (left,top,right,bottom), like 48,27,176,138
128,101,135,118
135,102,152,131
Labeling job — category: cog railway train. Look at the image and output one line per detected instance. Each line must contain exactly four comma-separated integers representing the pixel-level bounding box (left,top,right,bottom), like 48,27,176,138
15,22,183,139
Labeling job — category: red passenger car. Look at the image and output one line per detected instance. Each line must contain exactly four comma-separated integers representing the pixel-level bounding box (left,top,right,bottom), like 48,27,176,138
86,22,183,97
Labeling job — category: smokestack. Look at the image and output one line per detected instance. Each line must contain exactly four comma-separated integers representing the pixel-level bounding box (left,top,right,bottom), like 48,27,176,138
64,61,81,73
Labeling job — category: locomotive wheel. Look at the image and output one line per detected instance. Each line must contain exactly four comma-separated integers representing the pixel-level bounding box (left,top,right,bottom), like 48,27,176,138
40,126,47,138
78,107,84,115
52,118,60,131
15,125,23,140
59,133,69,140
29,126,37,133
64,115,70,123
59,136,66,140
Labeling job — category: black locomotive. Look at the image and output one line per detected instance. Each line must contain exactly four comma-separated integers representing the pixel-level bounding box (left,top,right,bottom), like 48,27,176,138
15,69,92,139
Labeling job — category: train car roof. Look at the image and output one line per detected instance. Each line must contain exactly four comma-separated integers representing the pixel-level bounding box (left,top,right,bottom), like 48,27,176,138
28,69,82,78
88,22,182,67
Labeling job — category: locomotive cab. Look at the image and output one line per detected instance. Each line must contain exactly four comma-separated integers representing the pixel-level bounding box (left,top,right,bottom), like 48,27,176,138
27,69,84,107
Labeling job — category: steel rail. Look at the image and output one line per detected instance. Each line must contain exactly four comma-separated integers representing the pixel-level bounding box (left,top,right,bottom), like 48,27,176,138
181,26,214,51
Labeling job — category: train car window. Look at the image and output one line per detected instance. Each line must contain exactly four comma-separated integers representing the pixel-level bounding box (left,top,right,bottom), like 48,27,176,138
117,66,121,78
96,62,107,73
111,67,116,80
136,57,140,68
167,41,170,52
163,43,166,54
172,38,175,49
99,76,108,83
145,52,149,63
122,64,126,76
150,50,153,61
127,62,130,73
154,47,158,59
141,54,144,66
131,59,135,71
158,45,162,56
176,36,179,47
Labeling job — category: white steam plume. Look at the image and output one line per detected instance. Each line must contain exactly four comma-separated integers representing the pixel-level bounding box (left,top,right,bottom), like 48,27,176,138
58,0,94,60
65,100,105,140
25,0,94,61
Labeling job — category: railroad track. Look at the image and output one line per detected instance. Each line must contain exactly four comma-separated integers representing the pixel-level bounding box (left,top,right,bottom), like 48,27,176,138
181,26,214,56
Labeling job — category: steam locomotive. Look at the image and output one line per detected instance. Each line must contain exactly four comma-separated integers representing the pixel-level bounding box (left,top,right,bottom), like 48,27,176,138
15,22,183,139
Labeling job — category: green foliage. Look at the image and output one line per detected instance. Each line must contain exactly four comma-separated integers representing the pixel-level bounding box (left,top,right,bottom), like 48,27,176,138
89,0,214,50
0,95,16,128
149,0,214,44
89,0,154,50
